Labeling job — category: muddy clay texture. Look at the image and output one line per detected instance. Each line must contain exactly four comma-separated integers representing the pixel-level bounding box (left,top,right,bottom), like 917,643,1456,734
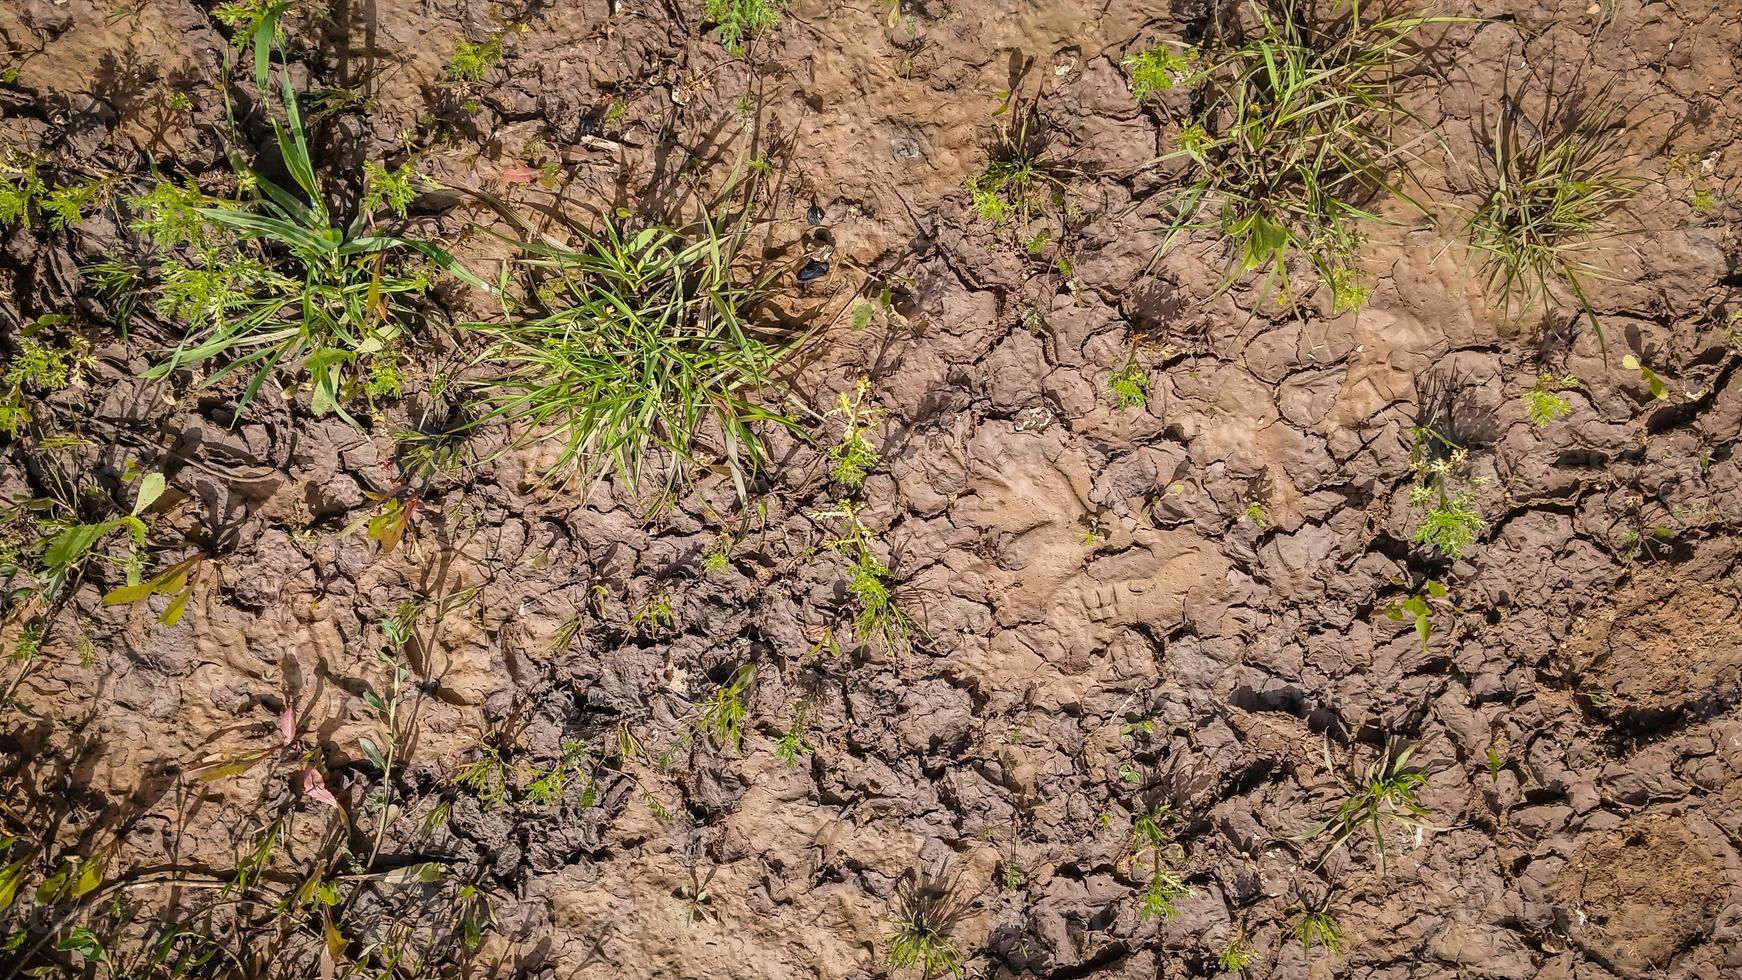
3,0,1742,977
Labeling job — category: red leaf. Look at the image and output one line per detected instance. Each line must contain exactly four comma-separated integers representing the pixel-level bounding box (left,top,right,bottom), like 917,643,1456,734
301,768,340,810
500,165,541,184
278,705,297,747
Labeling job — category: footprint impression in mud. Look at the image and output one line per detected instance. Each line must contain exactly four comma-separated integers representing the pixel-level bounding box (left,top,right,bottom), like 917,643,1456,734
1072,532,1229,634
961,423,1230,666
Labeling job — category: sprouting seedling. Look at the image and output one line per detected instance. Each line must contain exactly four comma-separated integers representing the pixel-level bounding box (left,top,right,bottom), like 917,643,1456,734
698,500,764,576
696,664,754,754
1524,372,1579,427
825,377,883,490
677,863,720,925
1621,353,1669,401
360,611,417,866
850,279,913,333
885,871,968,978
1379,578,1451,652
1305,740,1431,874
632,592,674,634
701,537,731,573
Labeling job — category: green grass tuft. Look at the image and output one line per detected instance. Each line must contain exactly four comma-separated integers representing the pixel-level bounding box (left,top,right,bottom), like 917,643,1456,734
466,212,799,501
886,873,967,978
1468,100,1642,341
1153,0,1468,307
1307,741,1429,873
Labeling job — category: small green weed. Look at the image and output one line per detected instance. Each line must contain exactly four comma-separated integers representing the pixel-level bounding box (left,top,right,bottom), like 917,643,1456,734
706,0,785,55
126,21,490,422
446,32,505,84
1407,427,1484,559
363,350,405,400
12,472,165,602
39,178,115,230
1137,866,1191,921
455,740,513,810
361,160,420,218
83,258,143,329
603,99,631,132
1291,904,1343,954
701,538,731,574
1129,804,1192,921
1217,935,1256,971
697,664,754,753
0,154,43,227
816,503,912,652
1620,353,1669,401
774,700,813,767
677,864,720,925
1123,44,1193,101
825,376,883,490
1379,578,1449,652
0,156,115,231
849,279,911,332
466,202,798,502
1306,741,1429,873
1524,372,1578,426
522,739,598,807
966,109,1060,228
632,592,674,634
1108,359,1149,409
211,0,289,41
0,329,94,437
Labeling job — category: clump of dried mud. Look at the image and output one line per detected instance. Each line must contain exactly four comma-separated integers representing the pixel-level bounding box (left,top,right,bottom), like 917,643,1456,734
3,0,1742,978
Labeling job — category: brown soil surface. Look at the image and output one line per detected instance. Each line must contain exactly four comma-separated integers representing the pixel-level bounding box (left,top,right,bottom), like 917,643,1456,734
3,0,1742,978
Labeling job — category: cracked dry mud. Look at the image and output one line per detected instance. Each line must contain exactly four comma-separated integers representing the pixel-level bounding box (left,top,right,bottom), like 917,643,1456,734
3,0,1742,978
